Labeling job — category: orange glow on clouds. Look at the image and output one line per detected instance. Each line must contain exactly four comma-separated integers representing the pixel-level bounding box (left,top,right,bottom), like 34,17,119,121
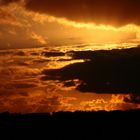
0,2,140,113
31,12,140,43
32,11,140,33
0,2,140,48
30,32,47,45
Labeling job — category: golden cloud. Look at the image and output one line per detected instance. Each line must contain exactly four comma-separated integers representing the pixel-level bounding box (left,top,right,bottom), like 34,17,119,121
30,32,47,45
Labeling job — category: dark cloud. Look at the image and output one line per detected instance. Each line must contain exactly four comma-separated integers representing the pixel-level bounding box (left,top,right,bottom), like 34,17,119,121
2,0,140,26
124,94,140,104
0,0,19,5
41,51,65,57
14,51,26,56
25,0,140,27
41,46,140,96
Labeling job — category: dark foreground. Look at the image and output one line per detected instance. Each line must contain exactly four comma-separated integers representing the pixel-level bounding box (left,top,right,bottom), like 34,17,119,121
0,110,140,139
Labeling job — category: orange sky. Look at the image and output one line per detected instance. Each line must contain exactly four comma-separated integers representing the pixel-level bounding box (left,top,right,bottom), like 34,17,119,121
0,1,140,113
0,1,140,49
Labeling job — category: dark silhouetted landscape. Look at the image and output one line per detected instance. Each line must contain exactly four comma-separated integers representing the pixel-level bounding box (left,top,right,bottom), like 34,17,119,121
0,110,140,139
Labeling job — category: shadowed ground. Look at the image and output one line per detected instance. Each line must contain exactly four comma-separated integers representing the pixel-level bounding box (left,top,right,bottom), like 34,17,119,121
0,110,139,139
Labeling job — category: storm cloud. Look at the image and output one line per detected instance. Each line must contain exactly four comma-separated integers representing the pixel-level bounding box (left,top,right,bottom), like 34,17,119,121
1,0,140,27
25,0,140,27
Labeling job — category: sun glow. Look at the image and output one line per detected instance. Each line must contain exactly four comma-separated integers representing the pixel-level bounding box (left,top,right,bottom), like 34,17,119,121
32,12,140,43
0,2,140,48
33,11,140,32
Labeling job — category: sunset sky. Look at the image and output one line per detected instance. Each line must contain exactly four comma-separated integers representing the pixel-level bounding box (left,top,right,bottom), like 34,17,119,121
0,0,140,49
0,0,140,113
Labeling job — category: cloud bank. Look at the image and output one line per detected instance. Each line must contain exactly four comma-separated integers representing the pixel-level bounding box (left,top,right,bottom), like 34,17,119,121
1,0,140,27
42,46,140,95
25,0,140,27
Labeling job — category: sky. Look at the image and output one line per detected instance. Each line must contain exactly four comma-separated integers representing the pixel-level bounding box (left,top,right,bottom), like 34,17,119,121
0,0,140,49
1,0,140,113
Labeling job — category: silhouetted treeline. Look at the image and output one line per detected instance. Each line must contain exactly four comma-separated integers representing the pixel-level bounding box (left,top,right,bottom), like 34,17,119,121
0,110,140,139
0,110,139,128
